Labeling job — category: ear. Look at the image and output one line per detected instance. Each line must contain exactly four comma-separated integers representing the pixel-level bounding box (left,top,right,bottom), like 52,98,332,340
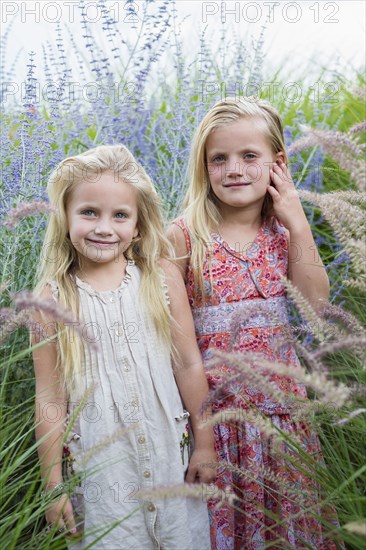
133,226,139,239
274,151,287,166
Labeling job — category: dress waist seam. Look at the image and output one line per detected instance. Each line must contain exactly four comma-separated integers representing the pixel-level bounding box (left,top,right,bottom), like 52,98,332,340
192,296,289,336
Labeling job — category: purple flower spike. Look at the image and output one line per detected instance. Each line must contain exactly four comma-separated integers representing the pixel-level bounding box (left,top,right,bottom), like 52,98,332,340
11,290,99,351
2,201,55,230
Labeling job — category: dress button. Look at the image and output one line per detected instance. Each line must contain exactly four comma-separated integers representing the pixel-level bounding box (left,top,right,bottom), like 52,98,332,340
138,435,145,444
147,502,156,512
110,296,115,303
143,470,151,478
122,359,130,372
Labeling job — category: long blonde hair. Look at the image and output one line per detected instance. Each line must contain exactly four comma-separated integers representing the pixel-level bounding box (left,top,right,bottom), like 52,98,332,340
34,144,173,390
182,96,287,297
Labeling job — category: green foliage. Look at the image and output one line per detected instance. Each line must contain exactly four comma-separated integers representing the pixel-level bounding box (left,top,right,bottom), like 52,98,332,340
0,4,365,546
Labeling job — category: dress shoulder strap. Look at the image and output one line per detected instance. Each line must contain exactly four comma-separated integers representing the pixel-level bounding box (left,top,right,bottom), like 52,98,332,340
171,217,192,254
268,216,288,237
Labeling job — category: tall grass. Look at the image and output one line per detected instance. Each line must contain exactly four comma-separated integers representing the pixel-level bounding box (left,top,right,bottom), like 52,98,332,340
1,1,365,547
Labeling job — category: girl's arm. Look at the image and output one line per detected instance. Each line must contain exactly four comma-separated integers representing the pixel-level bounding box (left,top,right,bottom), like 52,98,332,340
268,162,330,309
32,286,76,534
161,260,217,484
166,223,189,278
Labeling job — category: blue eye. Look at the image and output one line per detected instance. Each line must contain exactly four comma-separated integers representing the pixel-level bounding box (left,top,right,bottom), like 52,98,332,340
244,153,257,160
81,209,95,216
211,155,225,163
115,212,127,219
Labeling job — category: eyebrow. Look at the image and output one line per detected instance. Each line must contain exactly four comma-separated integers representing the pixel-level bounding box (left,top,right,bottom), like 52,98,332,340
206,143,260,153
206,146,261,157
77,203,133,211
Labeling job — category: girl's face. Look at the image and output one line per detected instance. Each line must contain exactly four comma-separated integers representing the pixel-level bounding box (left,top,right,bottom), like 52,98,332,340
205,117,284,213
66,171,138,270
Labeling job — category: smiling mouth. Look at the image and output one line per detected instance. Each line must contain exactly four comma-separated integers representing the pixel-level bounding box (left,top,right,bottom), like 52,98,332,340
86,239,119,246
224,182,251,188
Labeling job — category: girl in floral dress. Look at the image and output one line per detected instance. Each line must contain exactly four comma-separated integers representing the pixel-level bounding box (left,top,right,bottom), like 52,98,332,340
169,98,343,549
31,144,216,549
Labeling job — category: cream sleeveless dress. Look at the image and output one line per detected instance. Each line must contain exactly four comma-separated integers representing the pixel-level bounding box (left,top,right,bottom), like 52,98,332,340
50,261,210,549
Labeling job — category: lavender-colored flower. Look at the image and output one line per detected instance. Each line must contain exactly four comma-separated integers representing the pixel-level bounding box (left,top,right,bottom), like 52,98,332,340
321,302,364,335
299,190,365,291
11,290,99,351
288,127,365,189
352,87,366,100
312,336,366,360
335,408,366,426
349,121,366,134
2,201,55,229
0,308,31,344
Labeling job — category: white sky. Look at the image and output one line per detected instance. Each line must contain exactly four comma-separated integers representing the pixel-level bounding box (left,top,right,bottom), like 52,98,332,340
1,0,365,85
179,0,365,66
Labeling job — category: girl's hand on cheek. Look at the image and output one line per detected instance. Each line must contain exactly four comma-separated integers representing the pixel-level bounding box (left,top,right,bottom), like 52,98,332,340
267,163,307,232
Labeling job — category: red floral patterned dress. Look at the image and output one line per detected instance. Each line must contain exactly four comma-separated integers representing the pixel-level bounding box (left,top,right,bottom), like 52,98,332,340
174,217,343,550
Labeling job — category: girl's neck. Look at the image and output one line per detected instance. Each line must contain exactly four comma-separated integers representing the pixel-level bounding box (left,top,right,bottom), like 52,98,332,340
218,203,263,231
217,205,266,253
76,256,129,292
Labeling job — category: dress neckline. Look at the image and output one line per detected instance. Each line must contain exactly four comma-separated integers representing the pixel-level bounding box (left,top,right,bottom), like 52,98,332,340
74,260,135,296
211,218,268,260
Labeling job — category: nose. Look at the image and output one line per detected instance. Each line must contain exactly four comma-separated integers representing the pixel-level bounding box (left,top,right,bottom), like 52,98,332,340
226,158,243,177
94,218,113,235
